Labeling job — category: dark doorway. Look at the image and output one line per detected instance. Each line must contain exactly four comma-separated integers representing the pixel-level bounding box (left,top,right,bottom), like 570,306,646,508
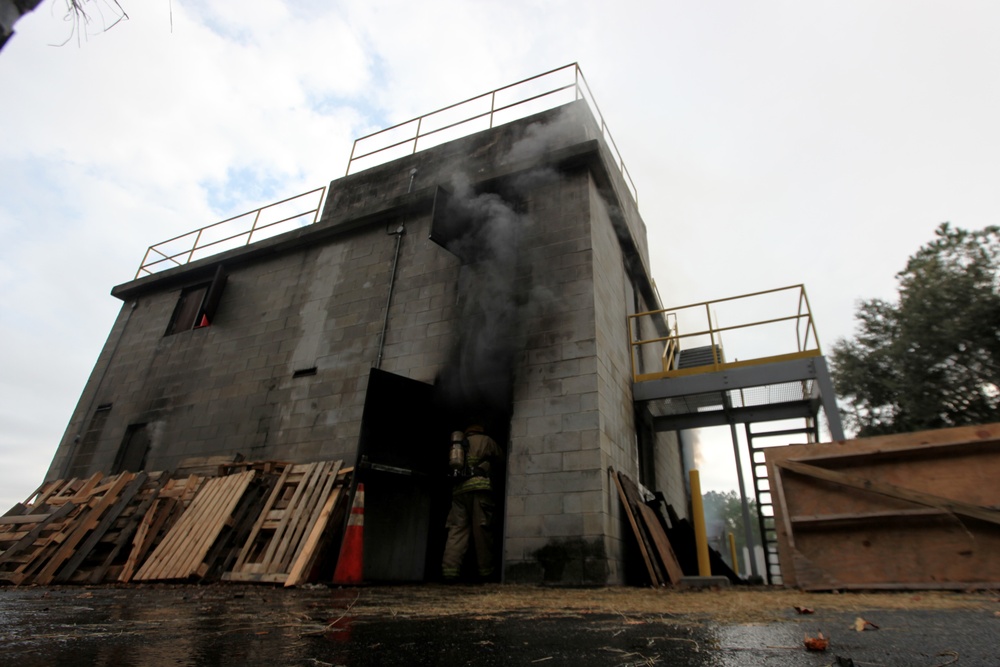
113,423,150,474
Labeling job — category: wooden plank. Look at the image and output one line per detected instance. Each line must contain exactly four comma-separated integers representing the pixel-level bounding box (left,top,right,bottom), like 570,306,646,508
790,508,947,528
156,473,236,578
258,464,314,572
201,473,273,580
611,469,660,586
616,472,668,585
0,514,52,526
162,474,235,577
635,502,684,584
117,474,199,582
776,459,1000,527
119,495,183,583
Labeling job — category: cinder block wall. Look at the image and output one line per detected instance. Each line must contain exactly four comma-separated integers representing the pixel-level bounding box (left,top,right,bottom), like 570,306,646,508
48,213,461,478
47,100,682,585
503,168,606,584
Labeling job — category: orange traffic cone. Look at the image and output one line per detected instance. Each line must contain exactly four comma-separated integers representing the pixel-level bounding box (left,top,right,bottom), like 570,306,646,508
332,483,365,585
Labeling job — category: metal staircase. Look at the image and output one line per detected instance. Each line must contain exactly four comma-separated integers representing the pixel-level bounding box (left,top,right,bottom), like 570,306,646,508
628,286,845,585
746,421,817,585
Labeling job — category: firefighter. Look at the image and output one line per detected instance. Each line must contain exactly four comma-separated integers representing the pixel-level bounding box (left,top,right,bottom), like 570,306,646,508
441,423,502,581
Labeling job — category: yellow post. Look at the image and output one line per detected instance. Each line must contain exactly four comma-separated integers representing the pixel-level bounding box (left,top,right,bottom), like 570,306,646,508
728,532,740,575
689,470,711,577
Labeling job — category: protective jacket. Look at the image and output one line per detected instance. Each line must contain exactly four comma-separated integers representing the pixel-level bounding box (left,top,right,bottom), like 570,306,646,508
452,426,502,496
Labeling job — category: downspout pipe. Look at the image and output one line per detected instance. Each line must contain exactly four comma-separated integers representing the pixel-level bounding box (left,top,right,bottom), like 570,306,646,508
375,225,405,369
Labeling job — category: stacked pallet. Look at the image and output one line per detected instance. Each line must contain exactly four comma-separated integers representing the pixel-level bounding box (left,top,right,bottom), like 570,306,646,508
224,461,348,586
134,470,261,581
0,459,352,587
119,474,206,582
0,472,145,585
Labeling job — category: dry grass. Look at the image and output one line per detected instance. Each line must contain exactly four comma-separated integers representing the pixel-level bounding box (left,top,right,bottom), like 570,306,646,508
336,585,999,624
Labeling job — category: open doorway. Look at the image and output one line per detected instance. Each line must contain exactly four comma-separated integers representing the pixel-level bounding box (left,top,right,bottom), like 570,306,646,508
353,368,509,582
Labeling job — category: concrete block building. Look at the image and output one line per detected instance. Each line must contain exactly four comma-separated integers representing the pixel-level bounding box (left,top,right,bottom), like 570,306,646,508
45,68,688,585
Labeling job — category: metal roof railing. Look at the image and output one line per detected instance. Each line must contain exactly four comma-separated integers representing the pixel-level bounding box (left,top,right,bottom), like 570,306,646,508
345,63,638,205
135,187,326,279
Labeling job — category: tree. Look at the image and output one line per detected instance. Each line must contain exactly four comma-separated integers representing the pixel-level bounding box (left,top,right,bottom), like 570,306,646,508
831,223,1000,436
701,489,760,571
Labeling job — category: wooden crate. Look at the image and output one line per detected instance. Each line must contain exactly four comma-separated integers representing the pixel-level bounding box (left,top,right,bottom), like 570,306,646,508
765,423,1000,590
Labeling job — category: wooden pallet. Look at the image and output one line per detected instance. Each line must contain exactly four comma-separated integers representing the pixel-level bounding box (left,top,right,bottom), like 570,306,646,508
133,470,257,581
224,461,344,584
56,472,172,584
118,474,205,582
0,501,82,584
0,472,138,585
285,466,352,587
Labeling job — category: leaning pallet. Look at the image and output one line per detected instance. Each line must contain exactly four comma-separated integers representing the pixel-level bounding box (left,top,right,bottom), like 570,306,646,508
223,460,343,584
33,473,141,585
0,502,81,584
133,470,257,581
57,472,170,584
284,466,352,587
118,474,205,583
0,472,135,586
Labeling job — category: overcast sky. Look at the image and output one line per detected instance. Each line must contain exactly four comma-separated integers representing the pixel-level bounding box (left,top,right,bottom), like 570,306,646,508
2,1,999,509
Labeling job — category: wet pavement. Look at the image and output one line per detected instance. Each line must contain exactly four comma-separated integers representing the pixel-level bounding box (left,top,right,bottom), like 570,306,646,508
0,585,997,666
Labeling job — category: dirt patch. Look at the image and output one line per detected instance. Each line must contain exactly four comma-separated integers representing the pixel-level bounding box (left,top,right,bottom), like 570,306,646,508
323,584,999,624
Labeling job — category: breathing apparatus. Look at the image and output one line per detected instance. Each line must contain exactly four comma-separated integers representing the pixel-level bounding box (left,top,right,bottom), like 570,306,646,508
449,431,470,477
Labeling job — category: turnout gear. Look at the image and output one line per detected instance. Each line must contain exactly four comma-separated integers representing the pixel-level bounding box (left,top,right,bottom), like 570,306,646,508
441,424,502,580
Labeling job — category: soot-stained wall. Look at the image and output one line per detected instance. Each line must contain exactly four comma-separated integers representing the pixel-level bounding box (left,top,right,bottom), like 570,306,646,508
46,100,682,585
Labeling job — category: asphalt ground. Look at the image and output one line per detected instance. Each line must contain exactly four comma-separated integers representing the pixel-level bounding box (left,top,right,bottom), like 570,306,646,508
0,585,998,666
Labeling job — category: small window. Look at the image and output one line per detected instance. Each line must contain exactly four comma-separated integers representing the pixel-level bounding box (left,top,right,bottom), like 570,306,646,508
65,404,112,479
165,265,227,336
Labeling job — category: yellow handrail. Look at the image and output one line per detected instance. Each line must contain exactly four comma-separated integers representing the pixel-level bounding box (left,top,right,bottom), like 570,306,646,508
628,285,822,383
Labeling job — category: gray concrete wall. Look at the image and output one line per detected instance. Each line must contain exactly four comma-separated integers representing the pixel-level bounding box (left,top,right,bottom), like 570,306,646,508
49,213,460,478
503,167,605,584
46,100,682,585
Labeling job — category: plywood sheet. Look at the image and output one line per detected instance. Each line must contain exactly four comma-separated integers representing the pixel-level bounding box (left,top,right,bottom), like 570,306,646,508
765,423,1000,590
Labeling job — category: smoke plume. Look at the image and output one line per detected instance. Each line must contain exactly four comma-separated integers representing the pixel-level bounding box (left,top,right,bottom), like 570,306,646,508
434,111,573,425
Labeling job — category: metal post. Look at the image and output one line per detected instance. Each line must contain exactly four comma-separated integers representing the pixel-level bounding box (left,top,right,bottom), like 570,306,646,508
813,357,846,440
729,418,760,579
728,532,740,574
706,304,719,368
413,117,423,154
375,228,405,369
689,470,711,577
